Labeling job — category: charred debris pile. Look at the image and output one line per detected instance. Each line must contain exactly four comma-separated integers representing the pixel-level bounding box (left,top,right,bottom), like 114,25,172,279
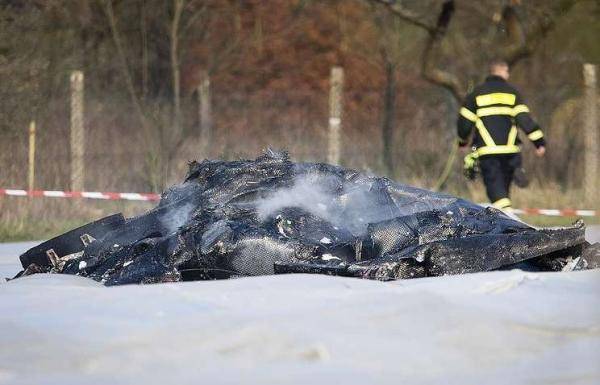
15,151,600,285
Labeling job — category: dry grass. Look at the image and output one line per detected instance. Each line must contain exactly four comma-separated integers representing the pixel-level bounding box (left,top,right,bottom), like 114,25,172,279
0,197,151,242
458,180,599,226
1,178,596,242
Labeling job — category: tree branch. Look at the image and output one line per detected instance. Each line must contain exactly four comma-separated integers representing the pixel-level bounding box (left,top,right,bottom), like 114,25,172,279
420,1,464,101
500,0,578,65
101,0,149,131
371,0,463,100
181,1,208,35
371,0,435,33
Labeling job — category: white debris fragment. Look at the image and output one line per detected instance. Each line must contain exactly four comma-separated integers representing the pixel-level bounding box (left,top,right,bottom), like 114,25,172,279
78,261,87,270
321,253,341,261
415,252,425,263
277,223,288,237
60,251,83,262
562,257,586,272
123,261,133,267
320,237,332,244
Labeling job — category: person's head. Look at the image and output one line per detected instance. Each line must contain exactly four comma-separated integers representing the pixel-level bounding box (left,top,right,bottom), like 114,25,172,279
489,58,509,80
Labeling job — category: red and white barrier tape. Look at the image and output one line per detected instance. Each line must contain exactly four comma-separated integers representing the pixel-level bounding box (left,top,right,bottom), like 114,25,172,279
0,188,160,202
511,208,597,217
0,188,597,216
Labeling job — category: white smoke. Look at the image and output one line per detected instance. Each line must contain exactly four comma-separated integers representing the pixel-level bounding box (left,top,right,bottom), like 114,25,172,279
255,174,399,235
256,174,335,222
160,202,196,234
159,171,411,237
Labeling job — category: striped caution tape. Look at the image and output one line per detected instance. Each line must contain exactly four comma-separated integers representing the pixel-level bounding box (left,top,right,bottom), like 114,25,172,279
0,188,597,216
0,188,160,202
511,208,597,217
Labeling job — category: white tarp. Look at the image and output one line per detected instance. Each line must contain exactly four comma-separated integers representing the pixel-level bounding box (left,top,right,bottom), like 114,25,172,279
1,251,599,385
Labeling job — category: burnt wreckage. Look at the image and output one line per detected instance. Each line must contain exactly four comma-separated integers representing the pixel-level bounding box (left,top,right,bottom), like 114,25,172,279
15,151,600,285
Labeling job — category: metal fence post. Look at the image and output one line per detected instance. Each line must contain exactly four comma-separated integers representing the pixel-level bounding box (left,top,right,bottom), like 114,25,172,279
70,70,85,192
328,66,344,165
583,64,598,204
28,120,36,191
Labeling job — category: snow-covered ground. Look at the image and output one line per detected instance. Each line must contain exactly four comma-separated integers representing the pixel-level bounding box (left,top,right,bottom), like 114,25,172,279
1,236,599,385
0,241,40,280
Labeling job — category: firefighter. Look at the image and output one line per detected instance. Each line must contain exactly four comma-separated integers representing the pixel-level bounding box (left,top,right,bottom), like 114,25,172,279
457,59,545,211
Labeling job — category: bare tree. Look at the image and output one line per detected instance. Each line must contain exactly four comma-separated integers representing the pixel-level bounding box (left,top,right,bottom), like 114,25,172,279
100,0,242,189
373,0,578,101
371,0,578,188
101,0,149,131
339,2,418,176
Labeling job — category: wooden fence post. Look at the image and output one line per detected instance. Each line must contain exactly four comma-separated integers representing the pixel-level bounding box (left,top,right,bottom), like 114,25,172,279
328,66,344,165
70,70,85,192
198,70,212,154
28,120,36,191
583,64,598,204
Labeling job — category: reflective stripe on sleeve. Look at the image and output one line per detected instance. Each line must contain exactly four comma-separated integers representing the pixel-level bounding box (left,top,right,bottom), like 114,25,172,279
475,93,516,107
527,129,544,141
460,107,478,122
513,104,530,115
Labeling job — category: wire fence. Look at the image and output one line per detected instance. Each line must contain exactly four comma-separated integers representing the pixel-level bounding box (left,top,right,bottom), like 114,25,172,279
0,68,598,212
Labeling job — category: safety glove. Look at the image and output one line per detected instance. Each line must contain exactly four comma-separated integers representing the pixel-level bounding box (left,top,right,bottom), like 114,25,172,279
463,151,479,180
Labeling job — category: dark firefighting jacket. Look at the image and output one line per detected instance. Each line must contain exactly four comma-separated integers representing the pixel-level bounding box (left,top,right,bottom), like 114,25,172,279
457,75,545,156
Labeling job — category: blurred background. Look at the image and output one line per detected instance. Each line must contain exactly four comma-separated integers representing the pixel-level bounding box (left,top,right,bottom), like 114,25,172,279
0,0,598,240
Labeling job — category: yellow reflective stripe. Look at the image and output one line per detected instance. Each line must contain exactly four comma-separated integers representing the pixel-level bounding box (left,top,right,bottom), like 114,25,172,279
476,145,520,156
476,106,515,117
507,125,518,145
463,152,478,168
513,104,530,115
475,93,516,107
460,107,478,122
492,198,512,209
527,129,544,141
475,119,496,147
476,105,530,117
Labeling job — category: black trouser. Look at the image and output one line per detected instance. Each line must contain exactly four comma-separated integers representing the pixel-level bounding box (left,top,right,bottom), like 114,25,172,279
479,153,522,208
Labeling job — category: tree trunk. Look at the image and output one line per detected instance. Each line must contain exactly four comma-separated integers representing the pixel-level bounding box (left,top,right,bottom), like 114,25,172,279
165,0,185,188
171,0,183,134
141,0,149,100
382,60,396,176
